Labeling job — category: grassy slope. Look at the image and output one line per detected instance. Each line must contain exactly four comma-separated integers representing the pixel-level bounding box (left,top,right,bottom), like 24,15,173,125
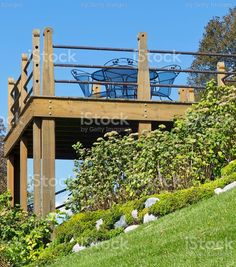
49,189,236,267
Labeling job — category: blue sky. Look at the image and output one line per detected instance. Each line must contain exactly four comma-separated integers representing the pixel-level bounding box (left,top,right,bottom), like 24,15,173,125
0,0,234,205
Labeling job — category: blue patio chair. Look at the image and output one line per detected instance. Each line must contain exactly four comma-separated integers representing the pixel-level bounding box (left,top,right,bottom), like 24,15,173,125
151,65,181,100
71,69,108,98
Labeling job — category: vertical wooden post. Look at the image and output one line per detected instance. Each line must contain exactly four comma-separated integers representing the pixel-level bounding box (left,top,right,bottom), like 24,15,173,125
179,88,195,102
20,54,28,112
33,119,42,215
92,84,101,98
42,27,55,216
7,155,14,206
8,78,14,130
217,61,226,86
137,32,151,134
20,138,28,211
32,29,42,215
33,29,40,95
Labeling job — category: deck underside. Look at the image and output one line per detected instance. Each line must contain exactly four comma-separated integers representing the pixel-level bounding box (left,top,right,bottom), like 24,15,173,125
4,96,193,159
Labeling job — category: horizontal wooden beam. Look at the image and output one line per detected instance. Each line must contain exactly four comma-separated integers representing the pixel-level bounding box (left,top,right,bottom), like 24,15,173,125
32,97,191,121
4,96,192,157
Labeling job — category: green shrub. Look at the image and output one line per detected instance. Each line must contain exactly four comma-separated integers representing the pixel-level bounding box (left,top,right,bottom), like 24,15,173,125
67,82,236,212
221,160,236,176
0,193,57,267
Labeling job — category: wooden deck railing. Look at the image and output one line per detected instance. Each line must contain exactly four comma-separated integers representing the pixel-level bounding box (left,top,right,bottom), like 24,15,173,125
8,30,40,130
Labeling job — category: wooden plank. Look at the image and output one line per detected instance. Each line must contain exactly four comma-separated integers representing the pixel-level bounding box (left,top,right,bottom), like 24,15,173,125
8,78,15,130
4,103,33,157
33,118,42,215
20,137,28,211
20,54,28,111
32,29,40,95
42,119,55,216
137,32,151,134
32,97,191,122
217,62,226,86
92,84,101,98
43,27,55,96
139,122,152,135
7,155,14,206
179,88,195,102
137,32,150,100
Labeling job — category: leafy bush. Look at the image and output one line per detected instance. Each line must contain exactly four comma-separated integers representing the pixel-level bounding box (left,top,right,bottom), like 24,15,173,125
221,160,236,176
0,193,57,267
67,82,236,212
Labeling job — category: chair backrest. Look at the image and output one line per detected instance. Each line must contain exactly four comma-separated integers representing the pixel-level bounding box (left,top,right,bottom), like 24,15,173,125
71,69,91,97
153,65,181,98
104,57,138,67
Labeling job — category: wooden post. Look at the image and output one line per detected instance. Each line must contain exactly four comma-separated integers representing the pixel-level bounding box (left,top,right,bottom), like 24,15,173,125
20,54,28,112
32,29,42,215
42,120,55,216
137,32,151,134
33,119,42,215
42,27,55,216
20,138,28,211
8,78,15,130
7,155,14,206
33,29,40,95
92,84,101,98
217,61,226,86
179,88,195,102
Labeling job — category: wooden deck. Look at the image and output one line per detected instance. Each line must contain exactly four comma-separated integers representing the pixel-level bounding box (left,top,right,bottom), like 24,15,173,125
7,27,230,217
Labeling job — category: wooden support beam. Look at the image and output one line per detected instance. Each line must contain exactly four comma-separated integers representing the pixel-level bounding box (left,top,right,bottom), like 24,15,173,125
41,27,56,216
92,84,101,98
179,88,195,102
32,29,40,95
137,32,150,100
138,122,152,135
217,62,226,86
137,32,151,134
42,119,55,216
8,78,15,130
43,27,55,96
7,155,14,206
33,118,42,215
14,154,21,205
20,54,28,111
20,138,28,211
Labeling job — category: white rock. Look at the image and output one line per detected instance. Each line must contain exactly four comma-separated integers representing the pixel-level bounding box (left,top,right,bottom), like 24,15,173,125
145,197,160,208
72,243,86,253
70,237,75,243
90,242,98,247
214,188,223,195
124,225,139,233
214,181,236,195
114,215,127,228
143,213,157,224
96,218,103,231
222,181,236,192
131,209,138,219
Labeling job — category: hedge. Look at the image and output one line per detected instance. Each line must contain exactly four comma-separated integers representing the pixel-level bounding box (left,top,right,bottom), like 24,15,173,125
33,168,236,267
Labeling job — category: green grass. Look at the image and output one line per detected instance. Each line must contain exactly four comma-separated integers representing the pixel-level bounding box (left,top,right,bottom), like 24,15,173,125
48,189,236,267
